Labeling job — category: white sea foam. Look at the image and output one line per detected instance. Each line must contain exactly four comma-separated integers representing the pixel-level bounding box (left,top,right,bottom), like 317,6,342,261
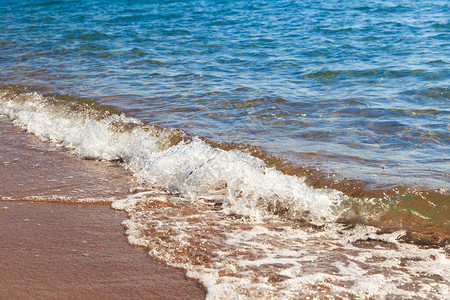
0,90,345,224
112,191,450,299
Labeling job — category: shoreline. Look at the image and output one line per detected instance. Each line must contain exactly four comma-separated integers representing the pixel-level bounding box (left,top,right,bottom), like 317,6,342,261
0,116,205,299
1,97,448,298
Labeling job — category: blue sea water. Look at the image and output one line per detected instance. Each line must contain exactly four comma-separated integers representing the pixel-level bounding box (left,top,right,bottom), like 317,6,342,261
0,0,448,198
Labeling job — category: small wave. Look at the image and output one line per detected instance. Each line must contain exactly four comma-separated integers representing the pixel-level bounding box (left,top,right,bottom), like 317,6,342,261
23,0,66,8
303,68,433,81
432,22,450,29
0,88,345,225
403,87,450,101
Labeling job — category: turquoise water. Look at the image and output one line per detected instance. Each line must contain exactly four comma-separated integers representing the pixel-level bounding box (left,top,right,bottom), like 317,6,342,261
1,0,448,196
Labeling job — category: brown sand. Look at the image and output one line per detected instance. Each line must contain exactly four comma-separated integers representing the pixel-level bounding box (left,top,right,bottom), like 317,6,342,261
0,201,205,300
0,116,205,299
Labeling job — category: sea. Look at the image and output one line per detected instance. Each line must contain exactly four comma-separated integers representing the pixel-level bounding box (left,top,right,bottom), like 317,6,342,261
0,0,449,298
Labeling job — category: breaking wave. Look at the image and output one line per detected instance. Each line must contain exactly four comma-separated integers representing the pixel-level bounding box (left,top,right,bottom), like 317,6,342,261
0,89,346,225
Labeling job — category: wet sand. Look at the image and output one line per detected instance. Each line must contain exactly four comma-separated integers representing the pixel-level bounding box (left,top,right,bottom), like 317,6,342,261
0,201,205,300
0,117,205,299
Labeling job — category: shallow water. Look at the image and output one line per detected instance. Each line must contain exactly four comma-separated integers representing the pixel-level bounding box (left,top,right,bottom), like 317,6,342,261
113,190,450,299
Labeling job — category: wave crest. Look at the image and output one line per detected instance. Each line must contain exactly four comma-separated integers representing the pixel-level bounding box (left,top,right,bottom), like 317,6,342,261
0,89,345,224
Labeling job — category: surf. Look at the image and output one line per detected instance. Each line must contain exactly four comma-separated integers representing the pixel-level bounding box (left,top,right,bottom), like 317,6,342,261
0,88,346,225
